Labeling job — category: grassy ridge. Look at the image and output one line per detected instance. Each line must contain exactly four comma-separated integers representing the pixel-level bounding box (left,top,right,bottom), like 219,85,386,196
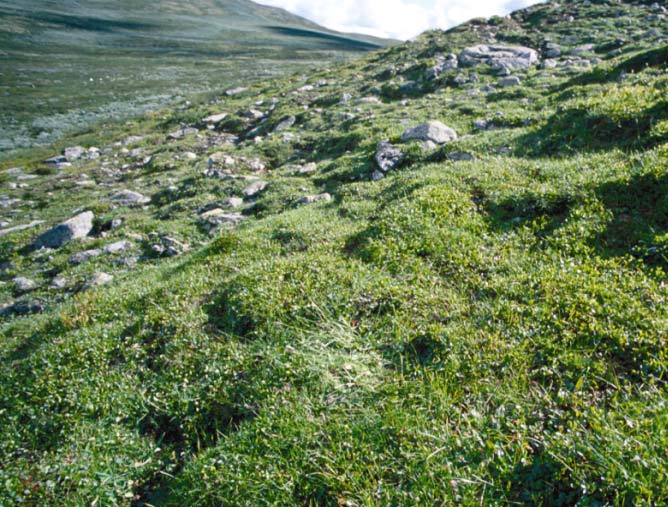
1,0,668,505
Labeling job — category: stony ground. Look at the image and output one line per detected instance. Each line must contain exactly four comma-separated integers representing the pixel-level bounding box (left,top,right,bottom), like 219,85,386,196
1,0,668,505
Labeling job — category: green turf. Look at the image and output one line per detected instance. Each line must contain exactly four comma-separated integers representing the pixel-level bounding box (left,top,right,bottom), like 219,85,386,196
1,0,668,505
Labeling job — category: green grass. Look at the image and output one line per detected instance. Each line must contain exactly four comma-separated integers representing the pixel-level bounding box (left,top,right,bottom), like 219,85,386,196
1,0,668,505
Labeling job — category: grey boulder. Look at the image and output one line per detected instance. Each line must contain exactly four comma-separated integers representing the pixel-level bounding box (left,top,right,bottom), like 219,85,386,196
460,45,539,71
33,211,94,249
400,121,457,144
13,277,37,293
375,140,405,173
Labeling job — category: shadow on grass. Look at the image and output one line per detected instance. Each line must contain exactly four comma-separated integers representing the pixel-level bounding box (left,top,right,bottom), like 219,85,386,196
552,46,668,93
483,189,580,238
502,451,582,506
28,11,157,33
515,101,668,158
264,26,384,51
592,170,668,266
482,169,668,267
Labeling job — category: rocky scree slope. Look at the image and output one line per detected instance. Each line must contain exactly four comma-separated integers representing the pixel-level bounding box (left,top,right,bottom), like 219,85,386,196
1,0,668,505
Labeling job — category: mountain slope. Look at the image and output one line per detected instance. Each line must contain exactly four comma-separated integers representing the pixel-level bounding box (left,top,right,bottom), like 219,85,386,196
1,0,668,505
0,0,393,155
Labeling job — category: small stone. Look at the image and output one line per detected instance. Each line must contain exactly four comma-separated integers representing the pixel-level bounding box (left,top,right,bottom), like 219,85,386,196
64,146,86,161
111,190,151,207
357,97,380,104
498,76,521,87
221,197,244,208
274,116,296,132
103,240,133,254
473,119,489,131
225,87,248,96
243,181,268,198
247,159,266,172
13,277,37,293
160,236,189,257
43,155,71,169
202,112,227,124
422,140,438,152
544,43,561,58
122,135,144,146
296,163,317,175
50,276,68,290
69,249,102,265
298,193,331,204
372,170,385,181
200,209,246,227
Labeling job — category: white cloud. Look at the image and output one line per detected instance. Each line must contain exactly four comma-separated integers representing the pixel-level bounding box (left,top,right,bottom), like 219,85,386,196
256,0,540,40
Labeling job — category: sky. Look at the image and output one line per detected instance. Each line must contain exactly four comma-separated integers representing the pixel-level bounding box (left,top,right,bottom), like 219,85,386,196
256,0,540,40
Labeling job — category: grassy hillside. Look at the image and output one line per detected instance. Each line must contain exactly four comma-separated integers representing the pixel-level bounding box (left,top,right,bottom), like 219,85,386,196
0,0,391,156
1,0,668,505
